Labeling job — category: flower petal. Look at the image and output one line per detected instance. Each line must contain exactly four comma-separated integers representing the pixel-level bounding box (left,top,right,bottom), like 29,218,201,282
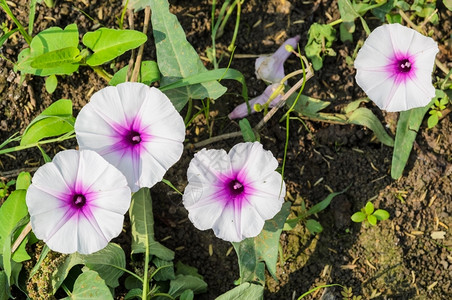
229,142,278,182
75,82,185,191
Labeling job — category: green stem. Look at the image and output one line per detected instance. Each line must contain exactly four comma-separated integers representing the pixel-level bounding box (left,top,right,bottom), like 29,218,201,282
0,133,76,155
218,0,237,38
91,66,113,82
227,0,242,52
61,283,72,296
0,0,32,44
142,188,151,300
328,18,343,27
107,264,143,283
150,293,174,299
184,98,193,126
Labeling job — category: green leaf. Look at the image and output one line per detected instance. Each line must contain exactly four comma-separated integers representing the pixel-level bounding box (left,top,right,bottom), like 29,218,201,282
109,60,160,86
83,28,147,66
367,214,377,226
15,172,31,190
30,47,80,69
287,94,331,117
372,0,396,21
364,201,374,215
239,119,256,142
0,271,8,300
180,289,194,300
338,0,360,22
61,270,113,300
254,202,291,279
150,0,226,109
20,99,74,146
344,99,368,114
125,288,142,300
45,74,58,94
351,212,366,223
444,0,452,11
215,282,264,300
52,243,126,292
304,23,337,71
175,261,203,280
339,21,355,42
159,68,248,111
129,188,174,260
347,107,394,147
152,257,175,281
307,188,348,216
15,24,80,76
232,238,257,283
391,99,433,179
168,275,207,298
306,219,323,234
373,209,390,221
0,191,29,259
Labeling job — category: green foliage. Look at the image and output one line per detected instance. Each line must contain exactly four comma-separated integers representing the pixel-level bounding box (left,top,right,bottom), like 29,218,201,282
284,188,348,234
20,99,75,146
346,106,394,147
124,0,151,11
168,275,208,298
391,98,434,179
82,28,147,66
231,201,290,287
129,188,175,261
239,119,257,142
216,282,264,300
304,23,336,71
109,60,160,86
0,185,30,265
52,243,126,292
427,90,449,129
15,24,80,76
351,201,390,226
61,270,113,300
150,0,227,110
45,74,58,94
0,180,15,199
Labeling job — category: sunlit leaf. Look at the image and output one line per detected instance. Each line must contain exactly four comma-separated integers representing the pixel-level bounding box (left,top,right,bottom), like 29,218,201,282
15,24,80,76
45,74,58,94
20,99,74,146
150,0,226,109
239,119,256,142
109,60,160,86
83,28,147,66
373,209,390,221
364,201,374,215
367,214,377,226
351,212,366,223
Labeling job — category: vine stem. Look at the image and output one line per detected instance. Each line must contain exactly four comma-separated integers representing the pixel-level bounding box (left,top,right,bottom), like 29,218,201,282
191,66,314,148
131,6,151,82
126,9,135,82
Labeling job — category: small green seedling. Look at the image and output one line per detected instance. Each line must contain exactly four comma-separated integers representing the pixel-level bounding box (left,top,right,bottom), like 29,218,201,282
0,179,15,198
351,201,389,226
427,91,449,128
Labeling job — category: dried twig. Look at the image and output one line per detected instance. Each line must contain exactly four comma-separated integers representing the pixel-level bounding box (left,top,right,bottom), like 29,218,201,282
131,6,151,82
11,222,32,253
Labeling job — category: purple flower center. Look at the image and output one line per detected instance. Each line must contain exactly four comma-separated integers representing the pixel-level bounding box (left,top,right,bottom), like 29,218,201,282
397,58,412,73
125,130,142,145
72,194,86,208
228,179,244,197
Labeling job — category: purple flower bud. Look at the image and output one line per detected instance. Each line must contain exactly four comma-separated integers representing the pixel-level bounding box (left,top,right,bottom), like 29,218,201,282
255,35,300,84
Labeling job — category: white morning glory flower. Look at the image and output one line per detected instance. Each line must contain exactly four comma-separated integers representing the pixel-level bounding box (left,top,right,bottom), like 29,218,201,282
255,35,300,84
75,82,185,192
183,142,285,242
354,23,438,112
228,83,282,119
26,150,131,254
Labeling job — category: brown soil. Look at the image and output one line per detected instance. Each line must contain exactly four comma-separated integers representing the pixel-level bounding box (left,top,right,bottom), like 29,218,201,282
1,0,451,299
